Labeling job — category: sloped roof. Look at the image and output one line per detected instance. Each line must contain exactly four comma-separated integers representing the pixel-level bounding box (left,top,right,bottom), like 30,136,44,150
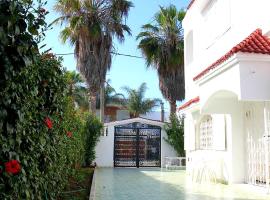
178,96,200,111
193,29,270,81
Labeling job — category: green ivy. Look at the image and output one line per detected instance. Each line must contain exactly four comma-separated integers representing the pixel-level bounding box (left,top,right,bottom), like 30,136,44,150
164,115,185,157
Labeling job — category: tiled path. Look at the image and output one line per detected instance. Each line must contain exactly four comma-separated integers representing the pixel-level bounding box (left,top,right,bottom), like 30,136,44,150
93,168,269,200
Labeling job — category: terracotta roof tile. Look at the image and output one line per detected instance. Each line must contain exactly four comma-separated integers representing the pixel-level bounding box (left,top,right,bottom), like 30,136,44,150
178,96,200,111
193,29,270,81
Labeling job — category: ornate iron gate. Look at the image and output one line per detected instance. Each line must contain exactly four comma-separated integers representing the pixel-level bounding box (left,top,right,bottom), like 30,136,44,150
114,122,161,168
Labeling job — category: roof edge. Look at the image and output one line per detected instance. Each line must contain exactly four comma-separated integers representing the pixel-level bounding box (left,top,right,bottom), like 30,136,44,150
178,96,200,111
104,117,165,126
193,29,270,81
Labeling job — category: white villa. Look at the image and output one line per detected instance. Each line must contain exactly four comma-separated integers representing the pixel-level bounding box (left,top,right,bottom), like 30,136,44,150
178,0,270,187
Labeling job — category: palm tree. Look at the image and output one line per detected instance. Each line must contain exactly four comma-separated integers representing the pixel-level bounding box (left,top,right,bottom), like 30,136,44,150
54,0,133,114
137,5,185,115
65,71,89,111
65,71,83,96
73,86,89,111
96,80,125,109
122,83,160,118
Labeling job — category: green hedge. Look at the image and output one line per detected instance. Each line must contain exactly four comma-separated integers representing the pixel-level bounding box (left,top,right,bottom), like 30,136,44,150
0,1,88,198
0,52,87,199
84,114,103,166
164,115,185,157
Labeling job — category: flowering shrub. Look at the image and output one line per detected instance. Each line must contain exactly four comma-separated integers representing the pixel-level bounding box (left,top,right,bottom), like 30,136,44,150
67,131,72,138
0,1,87,199
45,117,53,129
4,160,21,175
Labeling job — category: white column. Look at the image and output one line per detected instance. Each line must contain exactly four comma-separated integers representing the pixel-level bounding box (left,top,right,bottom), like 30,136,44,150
263,105,269,193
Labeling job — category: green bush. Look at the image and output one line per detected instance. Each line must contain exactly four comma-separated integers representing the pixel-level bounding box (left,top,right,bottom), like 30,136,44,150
61,97,86,169
0,0,86,196
84,114,103,166
0,52,87,199
164,115,185,157
0,1,99,199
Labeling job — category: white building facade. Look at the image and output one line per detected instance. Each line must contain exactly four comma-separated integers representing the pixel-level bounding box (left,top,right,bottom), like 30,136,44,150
179,0,270,186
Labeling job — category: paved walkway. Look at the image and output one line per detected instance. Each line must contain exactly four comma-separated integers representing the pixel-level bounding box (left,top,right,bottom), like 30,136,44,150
93,168,269,200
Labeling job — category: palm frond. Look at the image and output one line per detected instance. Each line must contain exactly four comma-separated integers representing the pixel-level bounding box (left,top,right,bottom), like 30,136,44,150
60,27,73,43
54,0,133,103
137,5,186,114
121,83,158,117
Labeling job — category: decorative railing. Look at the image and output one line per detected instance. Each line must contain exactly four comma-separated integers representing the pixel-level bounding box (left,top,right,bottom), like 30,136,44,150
165,157,186,170
247,134,270,192
189,158,218,184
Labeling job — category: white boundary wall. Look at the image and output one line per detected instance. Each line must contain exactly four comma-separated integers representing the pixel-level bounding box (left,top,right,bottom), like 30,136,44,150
94,118,177,168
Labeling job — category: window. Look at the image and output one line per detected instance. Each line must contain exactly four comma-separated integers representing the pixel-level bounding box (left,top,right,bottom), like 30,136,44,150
199,115,213,149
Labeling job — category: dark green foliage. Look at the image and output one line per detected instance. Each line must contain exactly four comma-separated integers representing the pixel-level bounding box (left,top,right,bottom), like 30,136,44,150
164,115,185,157
0,1,87,199
0,53,87,199
84,114,103,166
60,97,86,169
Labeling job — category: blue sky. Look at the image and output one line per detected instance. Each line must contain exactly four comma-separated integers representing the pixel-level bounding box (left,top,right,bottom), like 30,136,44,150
43,0,189,112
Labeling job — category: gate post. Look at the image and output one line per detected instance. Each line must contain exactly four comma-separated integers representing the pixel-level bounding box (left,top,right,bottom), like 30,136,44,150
136,128,140,168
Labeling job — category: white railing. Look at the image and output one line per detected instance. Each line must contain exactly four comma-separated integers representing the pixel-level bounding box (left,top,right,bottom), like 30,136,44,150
190,159,218,184
247,134,270,192
165,157,186,170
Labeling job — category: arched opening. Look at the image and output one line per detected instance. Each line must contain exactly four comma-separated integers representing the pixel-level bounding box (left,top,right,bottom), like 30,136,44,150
201,90,239,114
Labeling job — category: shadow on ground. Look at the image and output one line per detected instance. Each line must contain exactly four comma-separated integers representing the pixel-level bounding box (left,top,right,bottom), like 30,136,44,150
94,168,268,200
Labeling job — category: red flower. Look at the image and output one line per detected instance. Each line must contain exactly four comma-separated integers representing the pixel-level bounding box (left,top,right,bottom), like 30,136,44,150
45,117,53,129
5,160,21,175
67,131,72,138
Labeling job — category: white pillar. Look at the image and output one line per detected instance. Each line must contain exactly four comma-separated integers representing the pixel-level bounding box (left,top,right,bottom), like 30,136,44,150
263,105,269,193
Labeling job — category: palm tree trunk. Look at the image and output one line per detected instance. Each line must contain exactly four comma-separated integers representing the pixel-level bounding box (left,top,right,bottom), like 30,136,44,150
89,90,97,115
169,100,176,117
100,82,105,123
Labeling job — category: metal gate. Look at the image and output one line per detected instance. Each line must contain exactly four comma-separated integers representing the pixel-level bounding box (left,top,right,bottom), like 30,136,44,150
245,103,270,191
114,122,161,168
